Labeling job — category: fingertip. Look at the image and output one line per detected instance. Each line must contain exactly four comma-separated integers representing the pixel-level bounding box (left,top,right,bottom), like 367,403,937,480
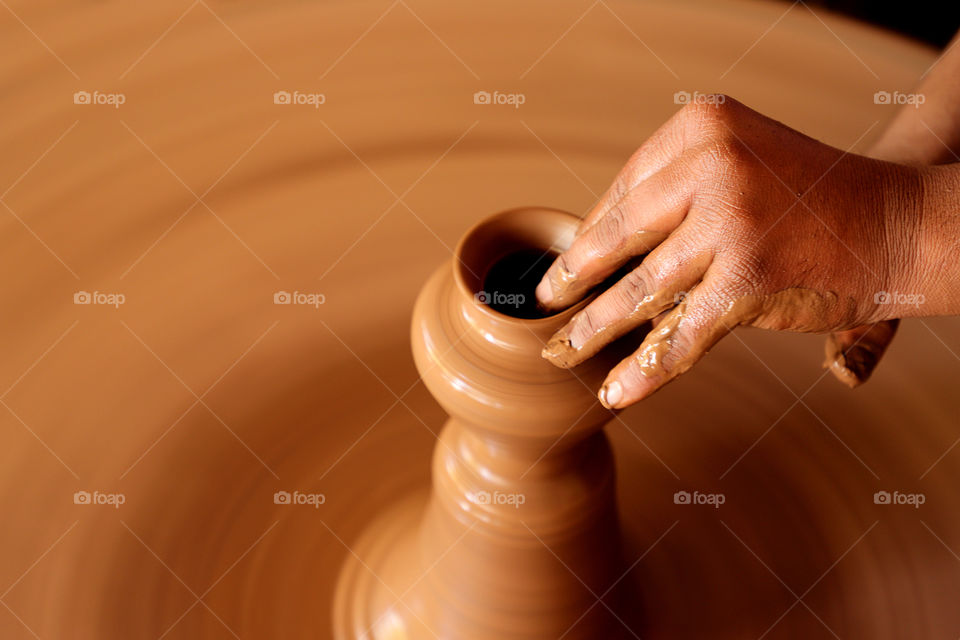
823,335,871,388
826,356,865,389
823,321,898,389
535,277,554,307
538,253,582,311
541,331,578,368
599,370,659,409
598,379,623,409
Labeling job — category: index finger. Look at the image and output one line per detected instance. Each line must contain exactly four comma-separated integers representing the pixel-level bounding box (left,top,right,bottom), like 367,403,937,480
535,152,702,310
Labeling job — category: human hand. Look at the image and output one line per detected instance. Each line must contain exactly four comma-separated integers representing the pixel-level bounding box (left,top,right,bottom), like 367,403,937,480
535,97,926,409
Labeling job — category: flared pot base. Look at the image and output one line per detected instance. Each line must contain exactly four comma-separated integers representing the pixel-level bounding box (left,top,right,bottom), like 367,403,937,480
333,491,434,639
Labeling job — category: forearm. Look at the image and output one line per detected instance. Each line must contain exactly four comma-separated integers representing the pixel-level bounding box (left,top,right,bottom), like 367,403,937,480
870,31,960,165
869,30,960,317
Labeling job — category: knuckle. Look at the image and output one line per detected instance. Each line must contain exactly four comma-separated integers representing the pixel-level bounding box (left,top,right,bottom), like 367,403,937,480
702,136,754,174
575,305,603,338
591,208,629,252
660,332,692,373
688,143,766,227
726,252,765,289
584,204,635,261
622,263,655,299
658,294,721,373
603,174,629,212
681,94,738,134
708,252,764,300
628,307,691,380
683,141,756,207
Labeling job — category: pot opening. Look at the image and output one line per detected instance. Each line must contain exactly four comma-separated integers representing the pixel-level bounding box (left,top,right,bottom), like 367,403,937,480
480,248,558,319
455,209,578,322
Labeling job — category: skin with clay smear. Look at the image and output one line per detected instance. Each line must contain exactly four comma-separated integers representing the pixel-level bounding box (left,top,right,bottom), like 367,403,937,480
538,30,960,409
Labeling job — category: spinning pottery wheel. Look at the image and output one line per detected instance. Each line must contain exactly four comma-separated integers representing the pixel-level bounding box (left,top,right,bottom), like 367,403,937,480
1,0,959,638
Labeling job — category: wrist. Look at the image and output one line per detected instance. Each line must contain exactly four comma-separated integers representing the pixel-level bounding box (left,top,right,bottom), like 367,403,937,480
893,164,960,317
871,160,925,319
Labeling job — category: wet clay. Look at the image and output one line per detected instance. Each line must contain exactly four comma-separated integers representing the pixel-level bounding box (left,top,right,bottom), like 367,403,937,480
592,289,853,407
547,285,846,383
543,251,712,368
335,208,638,638
2,1,959,639
630,288,848,379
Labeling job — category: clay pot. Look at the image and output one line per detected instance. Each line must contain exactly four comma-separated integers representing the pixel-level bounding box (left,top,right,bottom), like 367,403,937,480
334,207,639,639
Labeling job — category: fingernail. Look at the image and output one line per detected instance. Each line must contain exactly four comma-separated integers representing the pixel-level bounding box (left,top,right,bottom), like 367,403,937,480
599,380,623,409
536,278,554,308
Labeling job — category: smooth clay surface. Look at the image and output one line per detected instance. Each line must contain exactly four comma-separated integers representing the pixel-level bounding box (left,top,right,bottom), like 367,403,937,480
337,208,639,639
1,1,959,639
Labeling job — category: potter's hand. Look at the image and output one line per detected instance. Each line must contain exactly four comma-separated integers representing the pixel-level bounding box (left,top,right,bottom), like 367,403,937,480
535,97,931,409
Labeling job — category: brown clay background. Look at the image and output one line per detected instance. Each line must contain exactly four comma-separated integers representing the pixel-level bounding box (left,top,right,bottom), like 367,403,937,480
1,0,958,638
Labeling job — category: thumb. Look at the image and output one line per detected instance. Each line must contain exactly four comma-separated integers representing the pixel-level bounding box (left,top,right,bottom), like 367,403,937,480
824,320,899,388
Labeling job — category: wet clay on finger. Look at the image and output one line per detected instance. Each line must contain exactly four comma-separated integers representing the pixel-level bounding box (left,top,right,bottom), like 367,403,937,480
543,252,712,368
597,288,855,408
540,230,669,310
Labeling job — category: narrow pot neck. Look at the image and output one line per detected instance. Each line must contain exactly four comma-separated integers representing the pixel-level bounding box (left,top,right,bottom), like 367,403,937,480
410,207,622,442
